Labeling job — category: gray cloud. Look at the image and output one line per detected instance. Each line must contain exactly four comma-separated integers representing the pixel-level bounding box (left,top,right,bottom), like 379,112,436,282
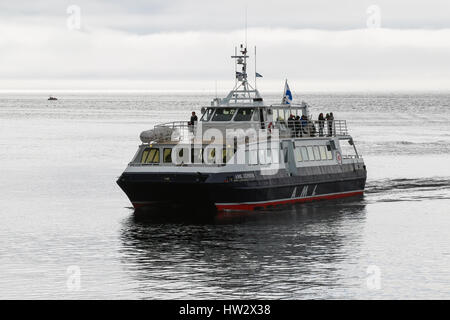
1,1,450,91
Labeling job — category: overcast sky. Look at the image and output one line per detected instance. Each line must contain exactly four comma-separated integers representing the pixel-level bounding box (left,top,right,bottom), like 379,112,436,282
1,0,450,92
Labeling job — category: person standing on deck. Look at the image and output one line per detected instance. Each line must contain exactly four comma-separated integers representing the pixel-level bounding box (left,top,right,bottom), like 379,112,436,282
318,113,325,137
326,112,334,136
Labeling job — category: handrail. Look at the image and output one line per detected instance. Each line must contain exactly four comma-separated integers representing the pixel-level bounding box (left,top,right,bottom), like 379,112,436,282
151,120,348,143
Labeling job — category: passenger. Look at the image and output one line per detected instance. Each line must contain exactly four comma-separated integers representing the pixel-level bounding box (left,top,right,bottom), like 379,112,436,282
301,115,308,136
295,115,301,137
287,114,296,137
308,120,317,137
189,111,198,126
318,113,325,137
326,112,334,136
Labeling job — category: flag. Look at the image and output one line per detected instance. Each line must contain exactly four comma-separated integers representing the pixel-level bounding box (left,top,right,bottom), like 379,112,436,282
281,80,292,105
255,72,263,78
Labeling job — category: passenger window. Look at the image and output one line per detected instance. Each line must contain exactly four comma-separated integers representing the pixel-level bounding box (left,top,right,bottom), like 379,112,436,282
301,147,309,161
207,148,216,163
326,149,333,160
319,146,327,160
258,149,267,164
249,148,258,165
145,148,160,164
222,148,234,164
294,147,303,162
141,149,149,163
307,146,315,161
313,146,321,161
163,148,172,163
193,148,203,164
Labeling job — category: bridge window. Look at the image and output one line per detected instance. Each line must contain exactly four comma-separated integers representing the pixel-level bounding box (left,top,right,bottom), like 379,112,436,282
212,108,236,121
234,108,254,121
201,108,215,121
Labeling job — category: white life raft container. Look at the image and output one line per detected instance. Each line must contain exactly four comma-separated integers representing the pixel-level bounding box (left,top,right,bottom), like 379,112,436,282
139,126,174,143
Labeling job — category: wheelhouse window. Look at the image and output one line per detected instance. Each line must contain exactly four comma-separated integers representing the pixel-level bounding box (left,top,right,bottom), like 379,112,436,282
211,108,236,121
234,108,254,121
201,108,215,121
141,148,160,164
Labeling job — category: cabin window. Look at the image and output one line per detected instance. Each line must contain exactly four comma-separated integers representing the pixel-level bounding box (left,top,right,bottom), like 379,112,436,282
307,146,315,161
173,147,190,164
222,148,234,164
163,148,172,163
234,108,254,121
201,108,215,121
141,148,160,164
301,147,309,161
327,150,333,160
258,148,267,164
141,149,149,163
212,108,236,121
207,148,216,164
193,148,203,164
248,147,258,165
319,146,327,160
313,146,321,161
294,147,303,162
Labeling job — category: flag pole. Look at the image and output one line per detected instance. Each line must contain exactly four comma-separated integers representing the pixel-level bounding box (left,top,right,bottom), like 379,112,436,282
254,46,257,90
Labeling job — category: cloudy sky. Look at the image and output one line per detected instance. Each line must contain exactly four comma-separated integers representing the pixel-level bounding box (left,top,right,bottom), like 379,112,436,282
1,0,450,92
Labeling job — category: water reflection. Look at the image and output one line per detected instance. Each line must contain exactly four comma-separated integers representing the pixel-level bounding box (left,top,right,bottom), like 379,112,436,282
120,197,367,299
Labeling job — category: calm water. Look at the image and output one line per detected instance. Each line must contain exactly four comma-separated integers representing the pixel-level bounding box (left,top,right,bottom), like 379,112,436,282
0,92,449,299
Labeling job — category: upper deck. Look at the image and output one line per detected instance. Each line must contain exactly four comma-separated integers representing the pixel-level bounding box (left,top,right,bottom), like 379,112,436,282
139,44,350,145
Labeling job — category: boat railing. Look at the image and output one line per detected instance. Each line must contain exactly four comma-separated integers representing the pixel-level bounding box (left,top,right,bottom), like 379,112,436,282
152,120,348,143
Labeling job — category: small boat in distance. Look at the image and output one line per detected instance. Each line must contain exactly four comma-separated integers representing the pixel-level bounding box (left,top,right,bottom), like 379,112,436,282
48,96,58,101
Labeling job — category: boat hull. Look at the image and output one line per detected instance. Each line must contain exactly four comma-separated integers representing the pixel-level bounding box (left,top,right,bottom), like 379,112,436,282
117,164,366,212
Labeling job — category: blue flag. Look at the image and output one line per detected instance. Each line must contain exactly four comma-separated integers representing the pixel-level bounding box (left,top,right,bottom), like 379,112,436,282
255,72,263,78
282,80,292,105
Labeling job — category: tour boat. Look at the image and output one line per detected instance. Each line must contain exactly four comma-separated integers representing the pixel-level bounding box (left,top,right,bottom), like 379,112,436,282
117,45,367,212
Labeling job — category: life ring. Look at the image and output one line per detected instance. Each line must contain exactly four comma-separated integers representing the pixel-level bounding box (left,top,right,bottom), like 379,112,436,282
267,122,274,133
336,151,342,164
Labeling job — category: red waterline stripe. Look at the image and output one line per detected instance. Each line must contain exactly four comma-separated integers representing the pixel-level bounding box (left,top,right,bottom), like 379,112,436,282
215,191,364,211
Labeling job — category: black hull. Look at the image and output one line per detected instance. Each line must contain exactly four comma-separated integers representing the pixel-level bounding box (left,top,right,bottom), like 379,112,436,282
117,164,367,211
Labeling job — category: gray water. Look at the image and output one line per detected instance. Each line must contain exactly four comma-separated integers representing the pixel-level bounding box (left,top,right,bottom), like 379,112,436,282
0,92,449,299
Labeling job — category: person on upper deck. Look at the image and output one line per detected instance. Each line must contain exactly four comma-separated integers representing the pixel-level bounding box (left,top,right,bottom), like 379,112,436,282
295,115,301,137
287,114,296,137
326,112,334,136
318,113,325,137
189,111,198,126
